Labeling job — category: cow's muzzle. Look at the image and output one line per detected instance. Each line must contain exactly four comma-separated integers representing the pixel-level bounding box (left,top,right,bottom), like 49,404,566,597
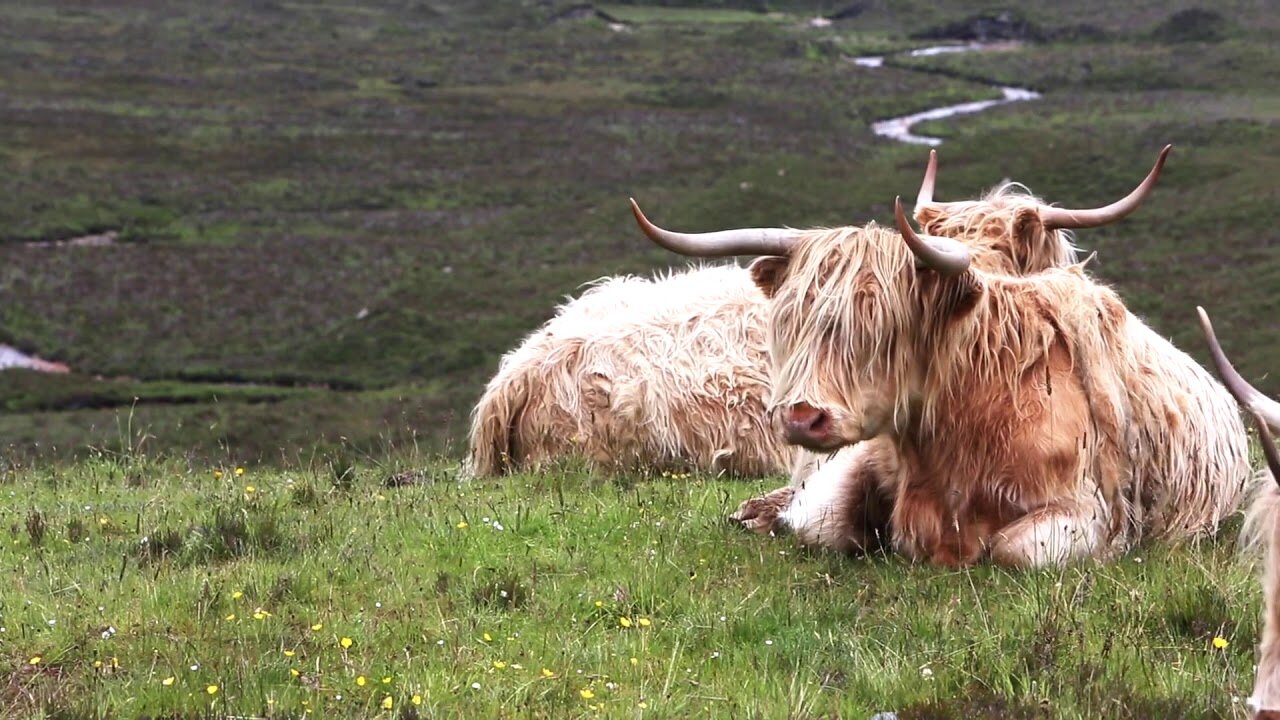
783,402,839,449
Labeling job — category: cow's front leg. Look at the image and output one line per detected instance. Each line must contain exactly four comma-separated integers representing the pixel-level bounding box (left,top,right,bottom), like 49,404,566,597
891,483,988,567
988,487,1112,568
779,440,897,555
729,445,860,536
729,486,794,534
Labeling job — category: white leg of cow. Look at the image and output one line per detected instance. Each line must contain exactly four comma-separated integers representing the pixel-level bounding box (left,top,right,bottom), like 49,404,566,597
779,447,863,535
777,439,897,554
729,446,846,534
988,486,1112,568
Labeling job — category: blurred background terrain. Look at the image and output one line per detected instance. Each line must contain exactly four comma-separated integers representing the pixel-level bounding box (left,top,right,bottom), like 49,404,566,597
0,0,1275,465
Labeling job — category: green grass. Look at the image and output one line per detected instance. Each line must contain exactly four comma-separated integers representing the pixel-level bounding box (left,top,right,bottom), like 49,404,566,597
0,0,1276,463
0,457,1266,718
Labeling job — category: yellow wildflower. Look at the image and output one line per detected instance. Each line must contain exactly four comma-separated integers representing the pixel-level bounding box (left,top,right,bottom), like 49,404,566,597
224,613,236,621
594,600,603,608
162,676,175,686
357,676,367,687
93,660,103,669
630,657,638,666
381,696,394,710
493,660,507,669
456,521,469,529
639,700,649,709
619,617,633,628
340,637,353,649
482,632,492,642
29,656,41,665
244,485,256,495
283,649,296,657
206,684,219,695
1213,636,1230,649
235,467,245,477
412,694,423,705
541,668,556,678
638,618,651,627
232,591,243,600
311,623,323,631
290,668,300,678
213,470,223,480
382,676,392,684
580,688,595,700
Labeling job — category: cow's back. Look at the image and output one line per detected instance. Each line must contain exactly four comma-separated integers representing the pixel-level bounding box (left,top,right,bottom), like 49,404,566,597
468,264,791,477
1120,316,1252,539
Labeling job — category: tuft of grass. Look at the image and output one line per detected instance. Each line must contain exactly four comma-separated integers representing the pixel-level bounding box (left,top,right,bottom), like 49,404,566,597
25,508,46,547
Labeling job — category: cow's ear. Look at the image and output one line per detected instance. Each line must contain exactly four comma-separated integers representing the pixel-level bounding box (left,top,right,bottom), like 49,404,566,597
1014,208,1045,248
950,272,984,318
749,256,789,298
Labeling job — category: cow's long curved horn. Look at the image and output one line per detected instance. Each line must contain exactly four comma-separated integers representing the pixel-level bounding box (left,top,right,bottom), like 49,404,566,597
895,196,970,276
1197,306,1280,431
916,149,938,208
630,198,798,257
1040,144,1172,230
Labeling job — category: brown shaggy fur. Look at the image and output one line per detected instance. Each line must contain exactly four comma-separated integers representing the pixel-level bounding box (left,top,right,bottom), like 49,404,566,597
915,184,1080,273
759,223,1249,567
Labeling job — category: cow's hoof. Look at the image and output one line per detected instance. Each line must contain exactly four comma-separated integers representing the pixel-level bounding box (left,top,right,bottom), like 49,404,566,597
729,487,794,534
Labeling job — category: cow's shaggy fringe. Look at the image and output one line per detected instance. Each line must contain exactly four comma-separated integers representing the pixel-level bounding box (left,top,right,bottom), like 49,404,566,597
766,224,1250,563
464,264,790,478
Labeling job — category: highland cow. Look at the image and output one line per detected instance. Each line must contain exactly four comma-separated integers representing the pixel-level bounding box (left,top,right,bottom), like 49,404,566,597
1198,307,1280,717
722,147,1188,554
632,164,1249,566
464,264,790,478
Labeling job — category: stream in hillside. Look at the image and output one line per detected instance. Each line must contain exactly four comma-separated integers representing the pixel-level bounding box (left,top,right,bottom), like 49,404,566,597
852,41,1039,146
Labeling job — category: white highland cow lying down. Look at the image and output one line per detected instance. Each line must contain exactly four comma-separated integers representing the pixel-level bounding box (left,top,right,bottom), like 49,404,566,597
1197,308,1280,719
464,264,792,478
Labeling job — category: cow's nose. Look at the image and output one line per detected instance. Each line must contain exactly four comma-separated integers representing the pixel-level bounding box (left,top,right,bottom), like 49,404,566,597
783,402,832,447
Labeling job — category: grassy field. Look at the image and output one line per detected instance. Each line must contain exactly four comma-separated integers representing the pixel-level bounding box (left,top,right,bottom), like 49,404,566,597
0,456,1268,719
0,0,1275,464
